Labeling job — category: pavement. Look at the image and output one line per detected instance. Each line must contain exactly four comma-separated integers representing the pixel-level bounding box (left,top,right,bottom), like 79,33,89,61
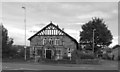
2,60,118,70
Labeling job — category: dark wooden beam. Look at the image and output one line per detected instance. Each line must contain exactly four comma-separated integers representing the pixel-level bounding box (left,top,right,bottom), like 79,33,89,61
53,30,54,35
37,35,64,36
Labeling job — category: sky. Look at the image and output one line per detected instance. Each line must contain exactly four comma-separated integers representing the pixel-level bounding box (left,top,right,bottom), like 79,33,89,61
1,2,119,47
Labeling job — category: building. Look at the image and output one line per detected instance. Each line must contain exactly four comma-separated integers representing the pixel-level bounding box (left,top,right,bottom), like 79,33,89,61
28,22,78,60
111,45,120,60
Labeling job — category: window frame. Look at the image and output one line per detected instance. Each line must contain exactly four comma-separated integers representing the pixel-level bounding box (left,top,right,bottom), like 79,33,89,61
43,38,46,45
55,38,60,45
49,38,54,45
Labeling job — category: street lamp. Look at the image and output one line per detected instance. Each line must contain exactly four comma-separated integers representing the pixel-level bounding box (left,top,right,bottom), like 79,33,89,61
22,6,27,60
93,29,96,53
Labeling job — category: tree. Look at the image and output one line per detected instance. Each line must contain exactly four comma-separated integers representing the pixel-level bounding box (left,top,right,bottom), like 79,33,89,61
80,17,113,53
2,25,9,57
1,24,14,58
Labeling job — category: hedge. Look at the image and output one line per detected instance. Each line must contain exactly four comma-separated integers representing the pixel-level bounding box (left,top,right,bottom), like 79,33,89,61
76,59,100,65
71,50,96,60
39,58,100,64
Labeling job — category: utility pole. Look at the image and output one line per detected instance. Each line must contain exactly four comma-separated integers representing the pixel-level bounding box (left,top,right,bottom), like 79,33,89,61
22,6,27,60
93,29,95,53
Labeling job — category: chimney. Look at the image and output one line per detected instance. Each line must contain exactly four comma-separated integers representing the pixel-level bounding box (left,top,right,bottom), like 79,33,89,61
50,21,53,24
62,28,64,31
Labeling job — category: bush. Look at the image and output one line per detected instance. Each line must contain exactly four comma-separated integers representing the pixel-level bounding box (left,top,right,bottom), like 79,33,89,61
80,52,95,59
76,59,100,64
71,50,79,60
71,50,96,60
41,58,58,64
63,56,70,60
102,53,112,60
57,59,76,64
41,58,76,64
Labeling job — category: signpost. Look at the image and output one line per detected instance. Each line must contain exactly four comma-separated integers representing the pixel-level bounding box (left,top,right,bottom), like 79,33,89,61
68,52,71,60
93,29,96,53
68,48,71,60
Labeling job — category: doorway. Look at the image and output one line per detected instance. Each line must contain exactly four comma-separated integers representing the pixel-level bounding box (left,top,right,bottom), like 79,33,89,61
46,50,52,59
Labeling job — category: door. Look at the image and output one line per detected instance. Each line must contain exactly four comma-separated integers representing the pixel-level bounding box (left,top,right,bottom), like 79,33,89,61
46,50,52,59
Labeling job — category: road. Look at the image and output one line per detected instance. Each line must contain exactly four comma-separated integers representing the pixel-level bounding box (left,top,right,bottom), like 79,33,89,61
2,60,118,70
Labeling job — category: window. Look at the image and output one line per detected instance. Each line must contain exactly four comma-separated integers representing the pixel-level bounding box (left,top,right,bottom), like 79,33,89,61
55,39,57,45
43,38,46,45
49,38,54,45
55,38,60,45
51,40,54,45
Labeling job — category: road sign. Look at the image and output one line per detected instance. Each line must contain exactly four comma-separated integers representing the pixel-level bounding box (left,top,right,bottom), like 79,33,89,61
68,53,71,57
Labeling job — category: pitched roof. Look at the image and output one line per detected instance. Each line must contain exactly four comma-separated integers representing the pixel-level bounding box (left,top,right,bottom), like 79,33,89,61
28,22,78,46
112,45,120,49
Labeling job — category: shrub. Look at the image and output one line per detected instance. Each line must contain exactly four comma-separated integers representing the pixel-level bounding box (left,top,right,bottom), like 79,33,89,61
80,51,95,59
57,59,76,64
41,58,58,64
40,58,76,64
102,53,112,60
80,53,95,59
76,59,100,64
63,56,70,60
71,50,96,60
71,50,79,60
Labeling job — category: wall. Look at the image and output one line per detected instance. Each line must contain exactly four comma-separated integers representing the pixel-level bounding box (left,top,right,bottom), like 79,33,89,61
30,35,77,59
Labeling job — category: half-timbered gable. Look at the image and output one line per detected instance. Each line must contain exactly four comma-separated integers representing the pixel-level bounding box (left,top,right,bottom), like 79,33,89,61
28,22,78,60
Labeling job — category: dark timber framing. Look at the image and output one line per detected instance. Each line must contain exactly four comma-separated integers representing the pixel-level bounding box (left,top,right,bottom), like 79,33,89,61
28,22,78,48
28,22,78,61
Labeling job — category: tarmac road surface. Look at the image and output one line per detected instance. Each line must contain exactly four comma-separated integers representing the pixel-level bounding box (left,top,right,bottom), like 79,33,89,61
2,60,118,70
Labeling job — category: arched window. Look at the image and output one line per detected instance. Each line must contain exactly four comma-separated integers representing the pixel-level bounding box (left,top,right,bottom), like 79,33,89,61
55,38,60,45
43,38,46,45
49,38,54,45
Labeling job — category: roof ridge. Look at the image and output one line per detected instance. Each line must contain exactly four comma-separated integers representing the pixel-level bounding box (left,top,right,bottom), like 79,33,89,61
28,22,78,44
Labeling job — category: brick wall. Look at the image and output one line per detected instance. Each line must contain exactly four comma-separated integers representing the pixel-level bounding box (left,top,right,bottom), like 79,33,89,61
30,35,77,58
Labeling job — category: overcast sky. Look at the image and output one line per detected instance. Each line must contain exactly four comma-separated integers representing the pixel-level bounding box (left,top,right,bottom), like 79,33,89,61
1,2,118,47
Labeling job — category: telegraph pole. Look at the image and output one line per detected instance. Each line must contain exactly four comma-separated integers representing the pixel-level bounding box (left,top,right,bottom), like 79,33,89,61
93,29,95,53
22,6,27,60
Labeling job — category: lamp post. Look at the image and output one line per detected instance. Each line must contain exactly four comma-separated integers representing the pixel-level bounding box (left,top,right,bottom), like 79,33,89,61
93,29,95,53
22,6,27,60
